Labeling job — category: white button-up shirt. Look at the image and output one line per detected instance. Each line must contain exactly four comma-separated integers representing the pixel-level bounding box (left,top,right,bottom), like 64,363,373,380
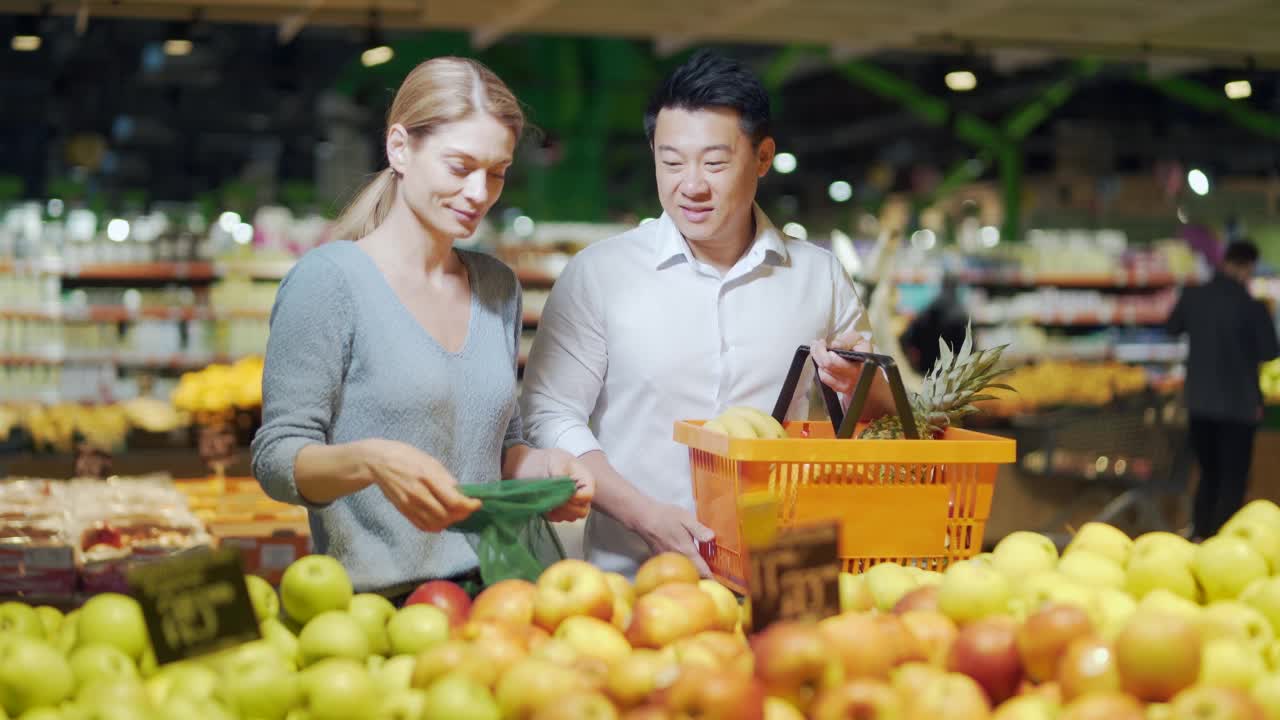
520,205,867,576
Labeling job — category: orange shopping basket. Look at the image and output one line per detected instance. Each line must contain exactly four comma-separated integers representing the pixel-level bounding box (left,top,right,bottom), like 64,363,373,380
674,345,1016,595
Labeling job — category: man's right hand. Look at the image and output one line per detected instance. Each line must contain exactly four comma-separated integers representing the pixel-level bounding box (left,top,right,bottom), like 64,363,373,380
635,501,716,577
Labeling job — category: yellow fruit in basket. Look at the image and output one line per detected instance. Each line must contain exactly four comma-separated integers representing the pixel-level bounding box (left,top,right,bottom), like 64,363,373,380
703,419,729,434
723,406,787,439
715,412,759,439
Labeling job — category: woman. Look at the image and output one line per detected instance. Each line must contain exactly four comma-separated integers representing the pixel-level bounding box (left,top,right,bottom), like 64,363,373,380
251,57,593,602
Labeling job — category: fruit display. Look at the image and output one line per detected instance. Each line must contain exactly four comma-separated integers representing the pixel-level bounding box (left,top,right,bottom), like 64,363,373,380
1263,358,1280,404
171,356,265,415
976,360,1151,416
7,502,1280,719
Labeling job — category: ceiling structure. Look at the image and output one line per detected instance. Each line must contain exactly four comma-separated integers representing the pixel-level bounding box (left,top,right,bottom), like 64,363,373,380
0,0,1276,68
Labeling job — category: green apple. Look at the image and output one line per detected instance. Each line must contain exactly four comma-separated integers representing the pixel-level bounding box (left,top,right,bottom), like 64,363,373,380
1195,536,1269,603
1133,532,1197,566
938,559,1012,624
1065,522,1133,566
136,647,157,679
1041,582,1103,628
992,531,1060,579
0,602,45,640
916,570,945,588
246,575,281,623
1223,518,1280,575
217,644,301,720
1057,549,1126,590
865,563,918,612
1139,590,1203,625
838,572,874,612
280,555,353,625
347,594,396,657
1231,500,1280,529
68,644,138,690
1244,578,1280,637
386,605,450,656
34,607,63,640
298,611,370,667
75,594,149,662
373,655,417,695
300,658,374,720
1200,639,1266,690
144,662,217,705
1202,602,1276,655
74,677,149,708
0,637,74,716
421,673,500,720
261,618,301,667
1268,641,1280,673
55,611,78,656
17,707,62,720
1019,571,1073,610
1250,673,1280,720
373,689,429,720
1095,588,1138,641
1125,547,1200,602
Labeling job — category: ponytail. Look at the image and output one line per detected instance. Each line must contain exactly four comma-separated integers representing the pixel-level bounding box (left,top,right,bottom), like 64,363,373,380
332,167,398,241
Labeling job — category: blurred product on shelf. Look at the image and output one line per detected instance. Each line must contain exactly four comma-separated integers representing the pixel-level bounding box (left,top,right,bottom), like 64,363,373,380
171,355,265,414
977,360,1154,416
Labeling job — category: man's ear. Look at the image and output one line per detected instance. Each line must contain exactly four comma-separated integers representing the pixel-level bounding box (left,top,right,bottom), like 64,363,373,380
756,137,776,178
386,123,411,175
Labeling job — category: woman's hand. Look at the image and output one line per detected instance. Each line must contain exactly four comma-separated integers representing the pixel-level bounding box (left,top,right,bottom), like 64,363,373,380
358,438,481,532
537,448,595,522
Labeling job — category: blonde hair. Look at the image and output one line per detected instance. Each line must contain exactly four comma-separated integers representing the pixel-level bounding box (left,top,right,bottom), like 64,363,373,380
332,56,525,240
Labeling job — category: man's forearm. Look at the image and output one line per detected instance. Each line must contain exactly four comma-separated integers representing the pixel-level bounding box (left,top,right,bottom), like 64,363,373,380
579,450,652,532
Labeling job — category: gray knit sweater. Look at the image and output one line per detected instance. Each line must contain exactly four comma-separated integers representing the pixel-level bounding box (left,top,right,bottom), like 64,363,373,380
250,240,525,593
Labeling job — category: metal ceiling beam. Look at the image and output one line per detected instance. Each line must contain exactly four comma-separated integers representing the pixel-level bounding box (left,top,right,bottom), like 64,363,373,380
830,0,1020,61
1138,71,1280,142
470,0,560,50
653,0,789,58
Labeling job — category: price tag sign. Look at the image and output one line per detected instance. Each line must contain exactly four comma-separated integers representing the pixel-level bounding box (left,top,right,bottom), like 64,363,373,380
747,521,842,631
126,547,260,665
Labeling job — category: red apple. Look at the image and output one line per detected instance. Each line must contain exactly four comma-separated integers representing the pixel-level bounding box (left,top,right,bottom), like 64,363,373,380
405,580,472,628
1058,692,1144,720
811,679,904,720
947,616,1024,705
635,553,700,597
905,671,991,720
894,586,941,615
821,612,925,681
1055,636,1120,702
470,579,537,629
1169,685,1266,720
534,560,615,633
660,665,765,720
1114,612,1201,703
1016,603,1095,683
752,621,843,713
900,611,959,667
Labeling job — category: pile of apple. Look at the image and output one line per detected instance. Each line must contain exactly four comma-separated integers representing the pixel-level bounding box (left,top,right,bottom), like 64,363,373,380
830,498,1280,719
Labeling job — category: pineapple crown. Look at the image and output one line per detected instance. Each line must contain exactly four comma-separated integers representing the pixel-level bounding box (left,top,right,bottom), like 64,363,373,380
916,323,1014,433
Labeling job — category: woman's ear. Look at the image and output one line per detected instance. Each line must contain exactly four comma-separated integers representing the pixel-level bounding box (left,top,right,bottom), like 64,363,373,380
386,123,411,175
756,137,777,178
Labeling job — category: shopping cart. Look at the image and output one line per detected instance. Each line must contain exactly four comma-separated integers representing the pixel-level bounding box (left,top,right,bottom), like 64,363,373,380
673,346,1016,595
1011,389,1191,547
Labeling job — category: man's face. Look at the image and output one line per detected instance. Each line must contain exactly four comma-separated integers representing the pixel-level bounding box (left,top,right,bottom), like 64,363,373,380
652,107,774,246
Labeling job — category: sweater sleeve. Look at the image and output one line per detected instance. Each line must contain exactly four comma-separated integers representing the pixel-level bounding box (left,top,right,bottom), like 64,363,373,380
503,275,529,453
250,250,355,509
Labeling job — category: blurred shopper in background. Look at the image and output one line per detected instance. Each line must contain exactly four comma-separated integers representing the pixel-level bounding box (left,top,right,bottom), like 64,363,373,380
1166,239,1280,539
900,274,969,375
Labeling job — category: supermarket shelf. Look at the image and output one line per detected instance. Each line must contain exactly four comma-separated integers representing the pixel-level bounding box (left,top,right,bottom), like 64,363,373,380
973,309,1170,327
887,269,1198,289
0,352,249,368
0,259,294,282
0,306,271,322
215,259,296,280
515,267,558,287
522,310,541,327
1002,344,1187,366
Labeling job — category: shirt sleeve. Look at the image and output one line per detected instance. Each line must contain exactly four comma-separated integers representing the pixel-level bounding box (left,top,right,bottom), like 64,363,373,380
1166,289,1188,336
249,252,354,509
502,278,529,453
1252,299,1280,365
519,254,607,458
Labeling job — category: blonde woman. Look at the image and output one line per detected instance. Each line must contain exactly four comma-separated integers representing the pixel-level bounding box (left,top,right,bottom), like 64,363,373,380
251,57,593,602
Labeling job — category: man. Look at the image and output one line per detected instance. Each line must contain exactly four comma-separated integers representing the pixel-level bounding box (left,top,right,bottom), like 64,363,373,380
1167,239,1279,539
520,50,889,577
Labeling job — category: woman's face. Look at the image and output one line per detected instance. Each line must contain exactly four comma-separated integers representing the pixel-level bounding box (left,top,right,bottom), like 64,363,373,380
388,112,516,240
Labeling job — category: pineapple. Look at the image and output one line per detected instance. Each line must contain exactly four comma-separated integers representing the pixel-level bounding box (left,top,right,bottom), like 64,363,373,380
859,325,1012,440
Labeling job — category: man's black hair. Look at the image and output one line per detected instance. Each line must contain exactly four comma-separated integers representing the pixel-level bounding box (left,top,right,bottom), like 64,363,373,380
643,49,772,147
1225,240,1260,266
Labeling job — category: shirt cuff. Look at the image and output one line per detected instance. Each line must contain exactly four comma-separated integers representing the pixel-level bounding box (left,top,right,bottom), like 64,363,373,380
554,425,603,458
273,436,336,512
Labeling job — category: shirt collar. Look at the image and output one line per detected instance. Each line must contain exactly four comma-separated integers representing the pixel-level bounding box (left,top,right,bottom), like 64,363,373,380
653,204,790,270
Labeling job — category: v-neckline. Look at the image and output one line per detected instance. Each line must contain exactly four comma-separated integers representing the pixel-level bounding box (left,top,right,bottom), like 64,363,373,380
351,241,478,357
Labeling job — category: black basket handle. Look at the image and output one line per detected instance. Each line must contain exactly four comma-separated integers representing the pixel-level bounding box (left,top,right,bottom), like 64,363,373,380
770,345,919,439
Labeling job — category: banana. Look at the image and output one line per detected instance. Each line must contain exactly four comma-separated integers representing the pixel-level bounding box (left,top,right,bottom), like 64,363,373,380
703,418,729,435
724,406,787,439
715,411,759,439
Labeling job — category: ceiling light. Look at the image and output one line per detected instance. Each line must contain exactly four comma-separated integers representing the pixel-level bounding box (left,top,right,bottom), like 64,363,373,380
1224,80,1252,100
11,34,40,51
1187,169,1210,196
945,71,977,92
828,180,853,203
164,38,193,56
107,218,130,242
361,45,393,67
773,152,797,174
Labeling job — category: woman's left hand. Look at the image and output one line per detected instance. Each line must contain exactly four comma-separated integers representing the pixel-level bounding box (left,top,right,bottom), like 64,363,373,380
538,448,595,522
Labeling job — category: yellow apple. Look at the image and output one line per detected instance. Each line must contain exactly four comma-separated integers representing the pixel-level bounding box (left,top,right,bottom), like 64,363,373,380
1065,523,1133,566
1201,639,1267,690
1202,602,1276,656
698,580,741,634
1133,532,1197,567
1196,536,1269,603
1139,590,1203,624
533,560,614,633
838,573,875,613
554,616,632,666
865,563,918,612
1095,588,1138,641
494,657,589,720
1231,500,1280,529
634,553,699,597
938,560,1012,624
1223,518,1280,575
992,531,1060,579
1250,673,1280,720
1125,548,1200,603
1244,578,1280,638
1057,550,1126,590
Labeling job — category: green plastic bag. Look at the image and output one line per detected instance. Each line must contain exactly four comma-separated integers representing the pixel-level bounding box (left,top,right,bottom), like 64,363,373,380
454,477,576,587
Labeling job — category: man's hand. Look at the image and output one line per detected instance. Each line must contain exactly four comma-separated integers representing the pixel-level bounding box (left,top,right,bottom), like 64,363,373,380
635,501,716,577
810,329,876,395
